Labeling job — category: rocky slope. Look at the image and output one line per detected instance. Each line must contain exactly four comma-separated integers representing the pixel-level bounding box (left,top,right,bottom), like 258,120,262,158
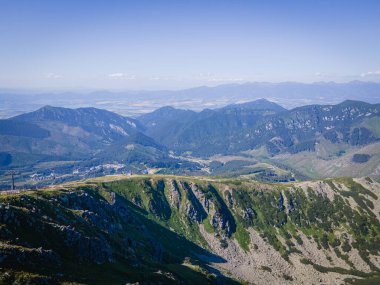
0,175,380,284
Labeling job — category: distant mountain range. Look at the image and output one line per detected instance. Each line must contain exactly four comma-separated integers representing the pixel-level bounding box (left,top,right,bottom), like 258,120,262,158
1,98,380,186
2,81,380,118
140,99,380,156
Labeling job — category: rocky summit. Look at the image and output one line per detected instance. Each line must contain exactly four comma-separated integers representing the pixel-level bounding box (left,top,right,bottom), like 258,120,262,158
0,175,379,285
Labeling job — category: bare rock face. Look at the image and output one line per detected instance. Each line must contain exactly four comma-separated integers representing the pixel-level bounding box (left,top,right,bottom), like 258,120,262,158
185,202,203,223
286,196,295,213
190,183,212,213
211,211,235,237
242,207,256,221
181,182,207,223
207,185,236,237
225,191,234,208
132,196,142,207
277,193,285,210
167,179,181,209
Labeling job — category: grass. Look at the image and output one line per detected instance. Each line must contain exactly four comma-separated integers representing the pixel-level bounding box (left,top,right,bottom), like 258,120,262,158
301,258,377,278
360,116,380,137
1,174,380,284
260,266,272,272
203,216,215,234
346,275,380,285
234,223,250,252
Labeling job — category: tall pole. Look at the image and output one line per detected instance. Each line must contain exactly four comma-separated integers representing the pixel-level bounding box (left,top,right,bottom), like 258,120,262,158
6,170,18,190
11,172,15,190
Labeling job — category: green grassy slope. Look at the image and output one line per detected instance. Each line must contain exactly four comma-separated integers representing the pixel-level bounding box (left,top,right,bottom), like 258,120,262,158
0,175,379,284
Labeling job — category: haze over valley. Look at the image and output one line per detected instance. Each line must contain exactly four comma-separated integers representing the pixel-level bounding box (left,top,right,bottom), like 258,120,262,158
2,81,380,119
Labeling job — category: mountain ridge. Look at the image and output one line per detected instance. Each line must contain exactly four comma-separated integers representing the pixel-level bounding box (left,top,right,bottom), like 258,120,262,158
0,174,379,284
0,106,182,182
1,99,380,188
139,99,380,156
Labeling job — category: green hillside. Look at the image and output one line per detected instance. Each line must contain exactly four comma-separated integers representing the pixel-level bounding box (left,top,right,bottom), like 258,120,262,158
1,175,379,284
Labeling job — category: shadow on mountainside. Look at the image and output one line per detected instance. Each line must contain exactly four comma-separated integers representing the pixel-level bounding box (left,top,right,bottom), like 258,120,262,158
0,186,240,285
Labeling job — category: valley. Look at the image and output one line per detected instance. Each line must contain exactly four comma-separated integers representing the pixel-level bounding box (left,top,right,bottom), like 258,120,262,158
1,99,380,189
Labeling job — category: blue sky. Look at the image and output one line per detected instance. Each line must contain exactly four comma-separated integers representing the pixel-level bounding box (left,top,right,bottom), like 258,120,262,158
0,0,379,90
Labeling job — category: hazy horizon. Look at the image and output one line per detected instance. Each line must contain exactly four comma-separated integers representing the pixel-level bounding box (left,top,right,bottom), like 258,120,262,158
2,80,380,119
1,79,380,93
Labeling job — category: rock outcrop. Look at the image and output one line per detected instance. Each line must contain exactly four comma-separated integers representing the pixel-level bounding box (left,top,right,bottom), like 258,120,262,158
0,176,379,285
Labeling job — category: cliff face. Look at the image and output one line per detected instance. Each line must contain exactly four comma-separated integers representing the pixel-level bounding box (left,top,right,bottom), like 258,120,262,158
0,175,380,285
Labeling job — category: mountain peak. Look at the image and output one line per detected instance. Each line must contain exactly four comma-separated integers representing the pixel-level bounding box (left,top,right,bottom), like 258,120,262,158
336,100,376,108
339,99,368,105
139,105,196,124
223,98,286,112
12,105,145,139
14,105,124,122
39,105,55,110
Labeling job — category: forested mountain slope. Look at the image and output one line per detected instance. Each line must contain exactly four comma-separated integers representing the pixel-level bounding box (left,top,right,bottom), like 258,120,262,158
139,100,380,157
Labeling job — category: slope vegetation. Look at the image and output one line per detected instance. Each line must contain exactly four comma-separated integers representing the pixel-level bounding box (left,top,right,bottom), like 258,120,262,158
1,175,379,284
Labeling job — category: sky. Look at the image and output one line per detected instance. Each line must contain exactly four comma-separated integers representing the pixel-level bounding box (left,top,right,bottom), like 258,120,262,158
0,0,380,90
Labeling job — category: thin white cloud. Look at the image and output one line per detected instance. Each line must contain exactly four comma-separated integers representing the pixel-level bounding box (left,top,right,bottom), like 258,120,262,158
108,72,124,78
360,70,380,77
207,77,244,82
149,76,180,81
108,73,136,79
196,73,244,82
45,73,62,79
